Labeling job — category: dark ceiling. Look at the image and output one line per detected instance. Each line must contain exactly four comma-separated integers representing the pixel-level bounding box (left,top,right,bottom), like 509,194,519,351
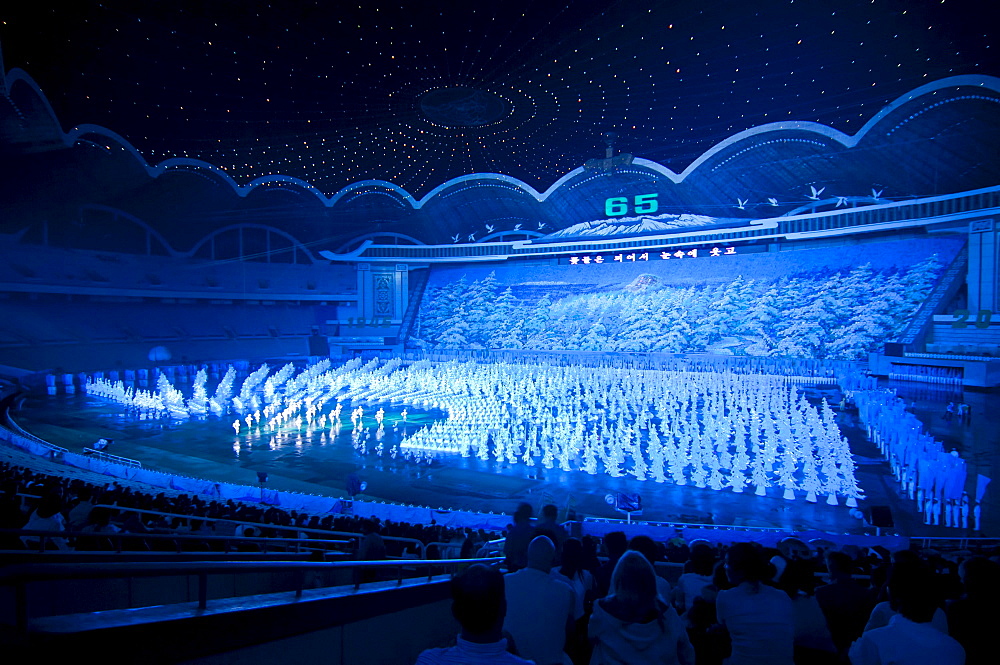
1,0,995,198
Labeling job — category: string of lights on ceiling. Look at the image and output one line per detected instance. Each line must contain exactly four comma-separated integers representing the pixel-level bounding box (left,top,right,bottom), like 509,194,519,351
0,1,993,197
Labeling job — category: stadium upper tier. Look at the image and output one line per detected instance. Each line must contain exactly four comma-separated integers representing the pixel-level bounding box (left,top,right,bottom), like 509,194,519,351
1,73,998,252
0,240,357,302
325,187,999,263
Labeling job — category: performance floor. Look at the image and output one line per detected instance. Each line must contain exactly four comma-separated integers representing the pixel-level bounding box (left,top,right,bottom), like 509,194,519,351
14,379,998,538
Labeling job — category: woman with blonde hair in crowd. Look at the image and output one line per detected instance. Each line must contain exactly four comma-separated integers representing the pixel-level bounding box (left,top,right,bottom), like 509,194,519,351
588,550,695,665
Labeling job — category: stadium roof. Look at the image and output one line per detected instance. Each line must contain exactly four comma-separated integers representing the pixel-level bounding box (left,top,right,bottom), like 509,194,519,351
0,1,997,249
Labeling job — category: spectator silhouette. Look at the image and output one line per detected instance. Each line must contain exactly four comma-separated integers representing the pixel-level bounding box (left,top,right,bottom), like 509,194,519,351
716,542,794,665
588,550,695,665
946,556,998,665
673,540,716,614
815,550,873,655
684,560,732,665
416,564,533,665
595,531,628,598
849,559,965,664
778,559,837,663
629,534,671,604
534,504,567,554
20,493,68,550
552,537,596,663
503,535,574,665
66,486,98,531
504,503,534,572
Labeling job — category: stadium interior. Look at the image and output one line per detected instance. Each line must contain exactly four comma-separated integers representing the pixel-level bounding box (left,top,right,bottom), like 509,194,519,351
0,2,998,663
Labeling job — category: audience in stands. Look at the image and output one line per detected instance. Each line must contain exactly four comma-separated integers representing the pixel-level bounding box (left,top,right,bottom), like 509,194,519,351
416,564,534,665
715,542,795,665
945,556,1000,665
504,503,535,572
7,458,1000,665
595,531,628,598
673,540,716,613
778,558,837,663
863,550,950,634
628,534,672,603
0,461,504,556
815,550,874,657
535,503,568,554
588,549,695,665
503,535,574,665
849,558,965,664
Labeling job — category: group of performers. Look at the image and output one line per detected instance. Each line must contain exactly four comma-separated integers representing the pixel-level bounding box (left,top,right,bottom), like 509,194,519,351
85,354,990,529
854,389,988,529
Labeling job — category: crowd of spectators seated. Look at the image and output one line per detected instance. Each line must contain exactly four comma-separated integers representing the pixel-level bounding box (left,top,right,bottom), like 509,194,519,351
5,461,1000,665
0,460,501,557
455,500,999,665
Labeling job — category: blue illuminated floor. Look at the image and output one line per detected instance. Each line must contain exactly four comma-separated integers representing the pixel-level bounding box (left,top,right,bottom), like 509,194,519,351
16,383,993,537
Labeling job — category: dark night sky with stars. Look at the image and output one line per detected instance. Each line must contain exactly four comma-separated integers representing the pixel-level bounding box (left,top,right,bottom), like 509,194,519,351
0,0,995,196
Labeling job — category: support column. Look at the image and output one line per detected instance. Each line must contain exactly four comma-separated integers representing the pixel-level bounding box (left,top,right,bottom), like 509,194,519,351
358,264,408,323
357,263,373,321
395,264,409,323
967,219,997,313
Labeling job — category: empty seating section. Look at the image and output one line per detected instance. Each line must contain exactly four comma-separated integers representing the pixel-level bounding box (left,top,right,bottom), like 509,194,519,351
1,242,356,298
0,299,320,345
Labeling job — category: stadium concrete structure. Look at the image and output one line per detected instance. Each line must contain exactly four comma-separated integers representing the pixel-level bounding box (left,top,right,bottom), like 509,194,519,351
2,47,999,526
1,3,999,660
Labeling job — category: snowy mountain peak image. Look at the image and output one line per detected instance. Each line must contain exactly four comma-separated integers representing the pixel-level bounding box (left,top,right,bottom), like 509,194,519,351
624,274,660,293
543,213,730,240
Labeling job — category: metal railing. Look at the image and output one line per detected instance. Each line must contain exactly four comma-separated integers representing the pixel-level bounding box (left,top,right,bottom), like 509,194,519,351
913,537,1000,551
0,556,504,633
0,403,68,454
2,527,351,556
89,504,428,557
582,516,792,533
81,448,142,467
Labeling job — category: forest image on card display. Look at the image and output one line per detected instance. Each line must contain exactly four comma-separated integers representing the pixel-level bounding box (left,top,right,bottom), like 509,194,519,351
413,238,963,360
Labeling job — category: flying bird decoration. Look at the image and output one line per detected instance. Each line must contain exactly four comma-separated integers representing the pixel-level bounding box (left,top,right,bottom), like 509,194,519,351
736,198,749,210
835,196,849,207
467,233,476,242
871,188,883,201
806,185,826,200
537,222,547,230
513,223,522,231
485,224,495,234
451,234,460,243
767,197,779,206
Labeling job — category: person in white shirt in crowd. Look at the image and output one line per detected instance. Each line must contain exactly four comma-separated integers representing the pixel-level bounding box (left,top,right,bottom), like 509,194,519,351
550,537,594,621
416,564,534,665
66,486,98,531
503,536,575,665
550,537,597,664
20,493,69,550
849,559,964,665
863,550,950,635
673,541,716,614
716,541,794,665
